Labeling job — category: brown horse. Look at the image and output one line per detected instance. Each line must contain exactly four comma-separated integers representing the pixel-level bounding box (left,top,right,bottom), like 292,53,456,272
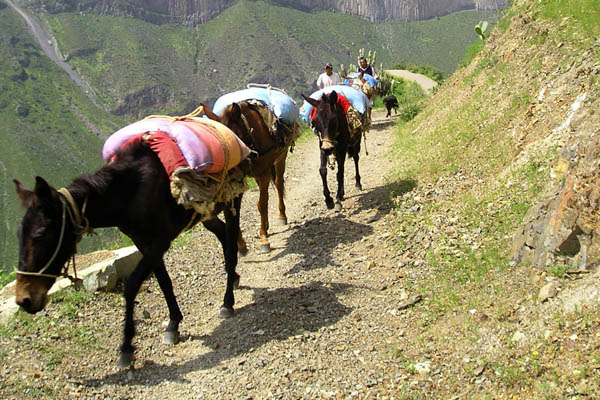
201,102,294,253
14,139,246,368
301,91,363,211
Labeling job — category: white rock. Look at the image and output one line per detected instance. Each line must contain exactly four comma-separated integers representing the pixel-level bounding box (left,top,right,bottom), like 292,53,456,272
538,281,559,302
415,361,431,375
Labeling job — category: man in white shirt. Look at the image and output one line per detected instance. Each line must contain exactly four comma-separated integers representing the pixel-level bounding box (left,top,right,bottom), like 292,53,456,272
316,62,341,89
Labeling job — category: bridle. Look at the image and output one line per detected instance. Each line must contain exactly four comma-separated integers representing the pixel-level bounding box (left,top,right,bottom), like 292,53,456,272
16,188,93,282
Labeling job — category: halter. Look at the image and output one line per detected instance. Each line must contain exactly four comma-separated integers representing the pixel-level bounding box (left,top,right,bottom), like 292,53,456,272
16,188,93,282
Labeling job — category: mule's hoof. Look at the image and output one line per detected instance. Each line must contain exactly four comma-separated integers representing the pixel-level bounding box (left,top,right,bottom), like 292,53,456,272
219,306,234,319
238,247,249,257
277,217,288,226
118,352,135,368
258,243,271,254
162,330,180,345
355,183,363,190
334,203,343,212
325,199,335,209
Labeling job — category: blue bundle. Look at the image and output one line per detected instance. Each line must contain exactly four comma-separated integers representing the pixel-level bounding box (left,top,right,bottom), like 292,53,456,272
347,72,378,87
212,86,299,124
300,85,368,123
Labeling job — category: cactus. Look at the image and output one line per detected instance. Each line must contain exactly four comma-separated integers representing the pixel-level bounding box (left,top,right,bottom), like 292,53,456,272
475,21,488,41
339,64,347,79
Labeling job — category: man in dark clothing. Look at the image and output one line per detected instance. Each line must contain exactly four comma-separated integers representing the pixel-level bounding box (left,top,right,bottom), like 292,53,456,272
357,56,377,79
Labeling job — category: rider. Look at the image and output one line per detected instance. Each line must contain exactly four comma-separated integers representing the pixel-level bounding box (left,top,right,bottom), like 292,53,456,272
357,57,377,120
357,56,377,79
317,62,341,89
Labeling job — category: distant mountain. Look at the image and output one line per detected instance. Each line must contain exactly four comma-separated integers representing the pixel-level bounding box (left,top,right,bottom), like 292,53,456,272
23,0,507,25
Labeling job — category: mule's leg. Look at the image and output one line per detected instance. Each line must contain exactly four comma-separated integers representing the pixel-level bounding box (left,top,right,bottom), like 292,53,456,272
352,140,362,190
203,218,241,291
221,196,242,317
320,150,334,209
203,196,242,318
154,262,183,345
334,148,347,212
256,174,271,254
274,155,288,225
237,229,248,257
119,252,157,368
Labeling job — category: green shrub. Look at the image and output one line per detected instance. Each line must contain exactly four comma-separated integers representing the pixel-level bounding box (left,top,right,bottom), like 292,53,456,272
399,104,423,122
460,40,485,68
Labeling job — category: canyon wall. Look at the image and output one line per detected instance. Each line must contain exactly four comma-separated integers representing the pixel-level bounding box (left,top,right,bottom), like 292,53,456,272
26,0,507,25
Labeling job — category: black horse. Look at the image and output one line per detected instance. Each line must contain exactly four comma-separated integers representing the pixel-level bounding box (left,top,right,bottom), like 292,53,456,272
14,138,245,368
301,91,362,211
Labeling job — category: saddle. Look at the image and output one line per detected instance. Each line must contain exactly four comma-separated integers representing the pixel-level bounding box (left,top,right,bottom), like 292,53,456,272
242,100,301,149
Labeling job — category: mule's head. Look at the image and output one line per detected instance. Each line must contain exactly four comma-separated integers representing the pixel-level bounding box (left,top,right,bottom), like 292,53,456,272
13,177,77,313
201,102,250,142
302,91,340,155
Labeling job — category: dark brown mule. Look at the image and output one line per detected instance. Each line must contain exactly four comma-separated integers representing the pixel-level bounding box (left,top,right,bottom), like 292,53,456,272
14,140,245,368
201,102,291,254
301,91,363,211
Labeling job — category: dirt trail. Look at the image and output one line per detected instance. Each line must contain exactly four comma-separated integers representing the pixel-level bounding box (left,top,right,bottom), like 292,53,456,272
385,69,437,93
5,0,99,106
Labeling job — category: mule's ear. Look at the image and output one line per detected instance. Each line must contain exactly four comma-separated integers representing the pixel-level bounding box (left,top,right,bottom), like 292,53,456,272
301,94,319,107
229,103,242,121
14,179,38,208
329,91,338,105
201,103,221,122
33,176,54,202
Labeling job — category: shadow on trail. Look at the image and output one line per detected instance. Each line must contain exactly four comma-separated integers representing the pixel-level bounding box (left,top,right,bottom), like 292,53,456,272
347,179,417,223
370,117,397,131
249,179,417,275
81,281,353,386
281,214,373,275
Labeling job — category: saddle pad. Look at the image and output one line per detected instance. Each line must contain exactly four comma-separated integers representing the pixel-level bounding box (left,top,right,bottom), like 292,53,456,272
300,85,368,123
103,116,251,174
212,87,299,124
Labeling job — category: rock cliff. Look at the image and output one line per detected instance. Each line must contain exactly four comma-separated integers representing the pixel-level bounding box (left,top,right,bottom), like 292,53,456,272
27,0,507,25
275,0,507,22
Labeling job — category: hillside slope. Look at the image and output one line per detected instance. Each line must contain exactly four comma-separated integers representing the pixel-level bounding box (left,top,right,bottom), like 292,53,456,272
0,4,127,271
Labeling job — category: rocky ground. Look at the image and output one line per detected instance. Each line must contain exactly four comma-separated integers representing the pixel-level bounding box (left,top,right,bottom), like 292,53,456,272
1,107,599,399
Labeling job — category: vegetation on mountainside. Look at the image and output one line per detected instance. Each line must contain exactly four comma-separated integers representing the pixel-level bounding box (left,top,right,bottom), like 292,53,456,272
386,0,599,396
0,5,128,273
43,0,498,116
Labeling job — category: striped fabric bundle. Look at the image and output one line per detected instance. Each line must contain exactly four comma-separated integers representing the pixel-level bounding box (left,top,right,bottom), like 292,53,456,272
102,116,251,174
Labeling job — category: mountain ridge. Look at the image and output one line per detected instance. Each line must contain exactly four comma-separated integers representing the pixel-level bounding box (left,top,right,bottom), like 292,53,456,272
24,0,507,25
